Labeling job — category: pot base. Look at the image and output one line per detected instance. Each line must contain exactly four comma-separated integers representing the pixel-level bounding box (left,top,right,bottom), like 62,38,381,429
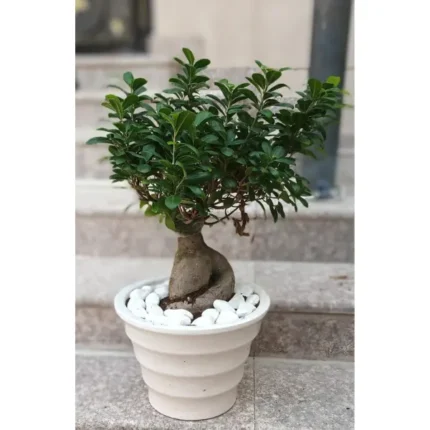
148,387,237,421
115,279,270,421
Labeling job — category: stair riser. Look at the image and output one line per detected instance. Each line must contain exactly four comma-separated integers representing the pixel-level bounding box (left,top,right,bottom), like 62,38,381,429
76,213,354,263
76,63,180,91
76,306,353,361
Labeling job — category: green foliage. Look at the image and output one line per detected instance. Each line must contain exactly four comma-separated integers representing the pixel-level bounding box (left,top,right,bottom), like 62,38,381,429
86,48,344,235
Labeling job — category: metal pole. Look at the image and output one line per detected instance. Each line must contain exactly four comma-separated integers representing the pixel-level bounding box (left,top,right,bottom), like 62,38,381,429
302,0,352,198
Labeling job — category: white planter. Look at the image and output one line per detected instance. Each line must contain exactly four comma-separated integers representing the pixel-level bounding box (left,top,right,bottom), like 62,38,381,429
114,278,270,421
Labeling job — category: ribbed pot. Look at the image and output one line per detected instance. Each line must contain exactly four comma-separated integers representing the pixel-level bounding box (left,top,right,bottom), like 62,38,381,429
114,278,270,421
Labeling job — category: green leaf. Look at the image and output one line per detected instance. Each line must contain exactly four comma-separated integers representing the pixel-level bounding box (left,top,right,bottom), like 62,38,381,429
194,58,210,69
173,111,196,134
297,196,309,208
194,111,215,128
221,147,234,157
180,142,199,156
269,204,278,222
277,202,286,218
239,88,259,105
145,206,158,217
223,178,237,189
272,146,286,158
123,72,134,87
86,137,111,145
266,70,282,84
276,158,295,165
137,164,151,173
262,142,272,155
182,48,195,64
165,214,176,231
202,134,219,144
308,78,322,97
123,94,139,110
187,185,205,198
326,76,341,87
186,171,212,184
252,73,266,89
165,195,182,209
132,78,147,91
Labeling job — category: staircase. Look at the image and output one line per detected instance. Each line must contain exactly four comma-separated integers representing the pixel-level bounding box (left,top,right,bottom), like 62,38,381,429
75,54,354,429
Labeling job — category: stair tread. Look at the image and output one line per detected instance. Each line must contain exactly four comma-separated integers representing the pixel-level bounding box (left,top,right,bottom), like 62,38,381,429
75,351,354,430
76,256,354,314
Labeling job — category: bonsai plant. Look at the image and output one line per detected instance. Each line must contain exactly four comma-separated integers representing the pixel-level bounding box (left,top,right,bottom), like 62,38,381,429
86,48,344,420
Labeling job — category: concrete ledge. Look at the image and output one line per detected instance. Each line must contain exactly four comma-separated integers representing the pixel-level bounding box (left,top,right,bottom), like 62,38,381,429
75,352,354,429
76,256,354,313
75,182,354,262
75,257,354,360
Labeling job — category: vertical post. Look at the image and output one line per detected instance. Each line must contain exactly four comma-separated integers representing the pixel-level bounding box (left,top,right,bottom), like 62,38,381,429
302,0,352,198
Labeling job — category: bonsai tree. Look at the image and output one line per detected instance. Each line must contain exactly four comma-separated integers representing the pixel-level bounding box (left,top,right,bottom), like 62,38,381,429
86,48,344,314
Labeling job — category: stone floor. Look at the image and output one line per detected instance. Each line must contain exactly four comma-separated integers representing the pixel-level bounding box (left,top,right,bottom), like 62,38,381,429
76,348,354,430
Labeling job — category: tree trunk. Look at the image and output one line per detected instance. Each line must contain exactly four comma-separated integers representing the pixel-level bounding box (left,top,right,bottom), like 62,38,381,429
163,230,235,315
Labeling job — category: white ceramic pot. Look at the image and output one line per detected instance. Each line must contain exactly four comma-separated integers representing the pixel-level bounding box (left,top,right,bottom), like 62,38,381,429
114,278,270,421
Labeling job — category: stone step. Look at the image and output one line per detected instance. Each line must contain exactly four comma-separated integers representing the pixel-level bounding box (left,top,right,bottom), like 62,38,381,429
76,54,180,91
76,349,354,429
75,180,354,263
76,256,354,361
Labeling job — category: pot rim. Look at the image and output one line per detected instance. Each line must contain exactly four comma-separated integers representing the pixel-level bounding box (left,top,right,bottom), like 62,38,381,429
114,277,271,336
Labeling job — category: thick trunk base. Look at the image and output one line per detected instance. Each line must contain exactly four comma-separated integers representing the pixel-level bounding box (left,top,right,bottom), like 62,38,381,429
162,232,235,315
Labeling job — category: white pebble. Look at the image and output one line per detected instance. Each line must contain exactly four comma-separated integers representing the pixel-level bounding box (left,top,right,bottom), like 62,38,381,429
148,315,169,325
236,302,256,318
154,285,169,300
147,304,164,316
213,300,235,313
234,284,254,297
164,309,194,320
146,292,160,307
202,308,219,321
139,286,153,300
192,316,216,327
229,293,245,310
130,307,148,319
129,289,147,301
216,310,239,325
246,294,260,306
165,314,192,326
127,298,145,311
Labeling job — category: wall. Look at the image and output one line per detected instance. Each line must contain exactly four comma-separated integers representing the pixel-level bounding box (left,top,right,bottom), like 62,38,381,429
149,0,354,142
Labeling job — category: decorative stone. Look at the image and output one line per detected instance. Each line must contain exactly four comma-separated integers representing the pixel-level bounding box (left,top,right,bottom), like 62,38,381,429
202,308,219,321
192,316,215,327
148,315,168,326
154,285,169,300
164,309,194,320
246,293,260,306
234,284,254,297
139,285,153,300
165,314,192,326
145,292,160,307
127,298,145,311
229,293,245,310
129,289,147,301
130,307,148,319
216,310,239,325
147,304,164,317
213,300,235,313
236,302,256,318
